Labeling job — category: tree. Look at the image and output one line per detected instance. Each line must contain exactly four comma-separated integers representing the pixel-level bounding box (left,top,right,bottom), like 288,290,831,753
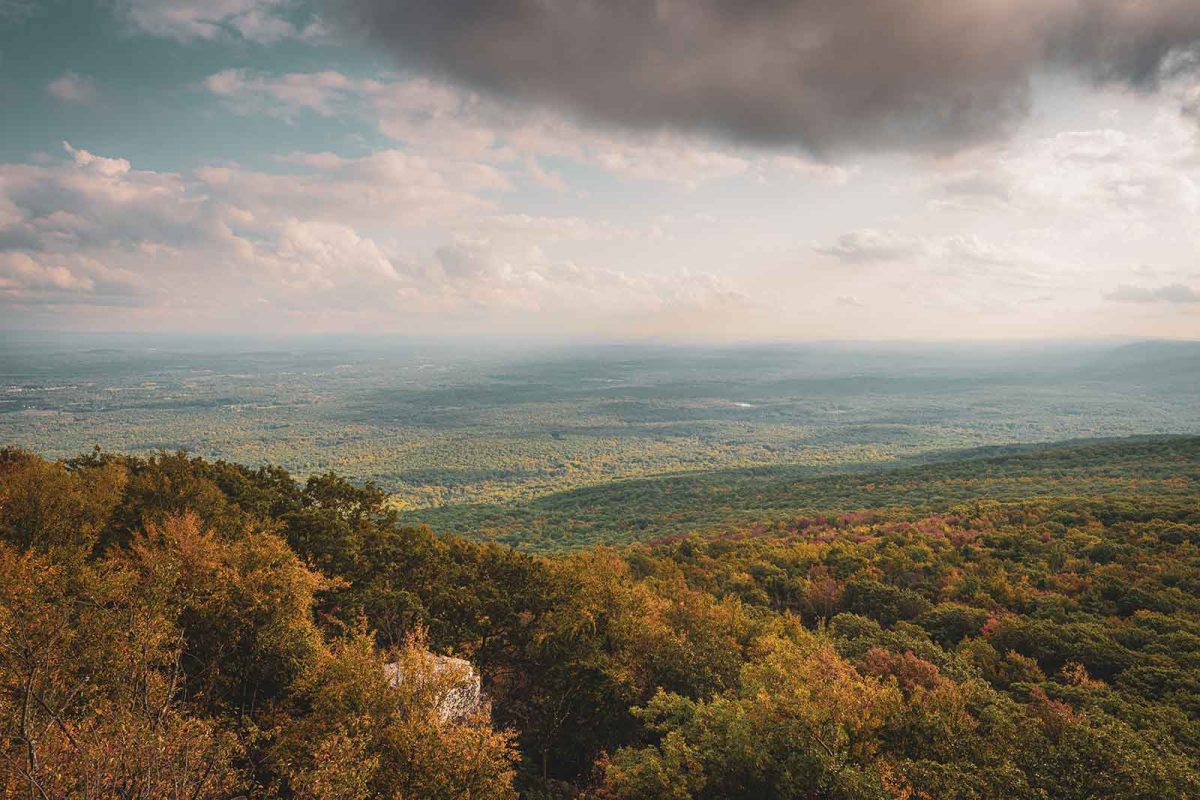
272,629,518,800
602,625,902,799
0,542,243,799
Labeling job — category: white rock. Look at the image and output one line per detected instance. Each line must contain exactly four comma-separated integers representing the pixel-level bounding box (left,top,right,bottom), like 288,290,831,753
384,653,485,723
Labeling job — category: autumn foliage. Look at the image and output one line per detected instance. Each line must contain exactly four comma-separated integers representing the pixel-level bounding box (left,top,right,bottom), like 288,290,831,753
0,445,1198,798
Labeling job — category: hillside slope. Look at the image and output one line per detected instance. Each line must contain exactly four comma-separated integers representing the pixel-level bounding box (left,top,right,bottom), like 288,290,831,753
402,436,1200,549
2,438,1199,797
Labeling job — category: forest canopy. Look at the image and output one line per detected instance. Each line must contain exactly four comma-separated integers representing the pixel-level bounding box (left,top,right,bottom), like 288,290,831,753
0,439,1198,798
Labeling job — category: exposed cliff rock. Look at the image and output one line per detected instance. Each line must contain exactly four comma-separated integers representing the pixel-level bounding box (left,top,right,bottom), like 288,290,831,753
384,652,485,723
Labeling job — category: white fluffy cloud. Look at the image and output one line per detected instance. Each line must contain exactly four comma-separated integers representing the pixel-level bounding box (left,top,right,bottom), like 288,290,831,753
0,142,745,332
932,113,1200,226
0,250,141,304
0,143,205,254
199,149,507,229
0,251,93,292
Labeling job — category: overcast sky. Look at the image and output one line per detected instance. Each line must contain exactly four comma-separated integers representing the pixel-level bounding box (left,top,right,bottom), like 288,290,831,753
2,0,1199,340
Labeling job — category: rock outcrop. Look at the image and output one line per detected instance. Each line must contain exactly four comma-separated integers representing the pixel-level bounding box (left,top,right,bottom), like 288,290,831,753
384,653,485,723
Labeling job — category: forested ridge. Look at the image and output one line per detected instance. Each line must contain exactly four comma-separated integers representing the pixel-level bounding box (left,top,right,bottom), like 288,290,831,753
405,436,1200,549
1,438,1199,798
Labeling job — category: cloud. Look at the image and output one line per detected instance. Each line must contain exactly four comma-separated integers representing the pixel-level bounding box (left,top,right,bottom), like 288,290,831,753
0,251,94,291
47,72,97,105
0,143,746,332
369,79,763,184
331,0,1200,155
200,149,507,228
0,143,207,254
0,251,142,305
405,239,747,319
205,69,843,186
941,125,1200,219
931,236,1063,289
0,143,493,313
1106,283,1200,303
814,230,924,264
63,141,129,176
204,69,361,119
814,229,1063,291
938,235,1017,268
253,220,403,296
114,0,322,43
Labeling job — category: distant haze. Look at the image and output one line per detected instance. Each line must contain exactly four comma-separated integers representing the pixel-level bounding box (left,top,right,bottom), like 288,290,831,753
3,335,1198,507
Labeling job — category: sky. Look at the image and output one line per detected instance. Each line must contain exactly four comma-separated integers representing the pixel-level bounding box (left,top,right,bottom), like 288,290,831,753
1,0,1199,341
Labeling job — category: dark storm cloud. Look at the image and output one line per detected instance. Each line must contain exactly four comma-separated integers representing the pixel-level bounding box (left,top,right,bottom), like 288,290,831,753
331,0,1200,154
